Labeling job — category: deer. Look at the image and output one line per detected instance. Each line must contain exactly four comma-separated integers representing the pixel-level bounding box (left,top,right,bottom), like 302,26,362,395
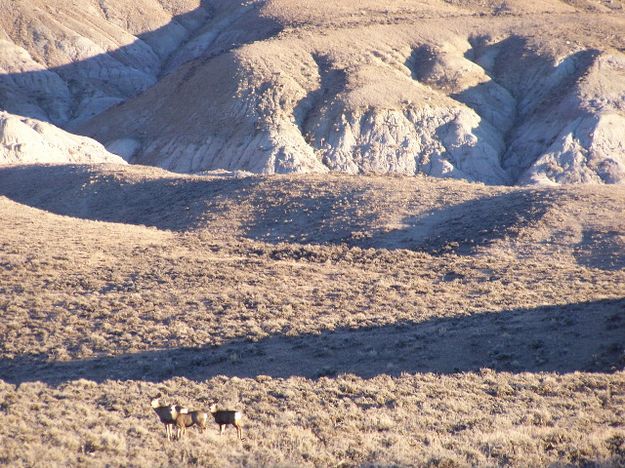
150,395,188,440
174,406,210,439
209,403,243,440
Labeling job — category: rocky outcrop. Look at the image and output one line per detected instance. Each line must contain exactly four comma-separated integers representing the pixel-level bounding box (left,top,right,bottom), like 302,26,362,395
80,10,625,185
0,0,276,128
518,113,625,185
0,111,125,164
511,54,625,184
1,0,625,184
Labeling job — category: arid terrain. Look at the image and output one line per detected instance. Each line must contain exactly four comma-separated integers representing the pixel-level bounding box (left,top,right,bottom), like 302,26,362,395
1,0,625,466
1,0,625,183
0,163,623,466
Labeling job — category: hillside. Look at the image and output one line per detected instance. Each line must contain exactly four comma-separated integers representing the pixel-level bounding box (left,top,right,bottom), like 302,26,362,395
0,0,624,465
1,1,625,182
80,1,625,184
0,0,276,164
0,164,623,465
0,112,125,164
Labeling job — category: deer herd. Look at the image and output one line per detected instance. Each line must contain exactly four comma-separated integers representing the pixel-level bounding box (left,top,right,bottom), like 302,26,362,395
150,394,243,441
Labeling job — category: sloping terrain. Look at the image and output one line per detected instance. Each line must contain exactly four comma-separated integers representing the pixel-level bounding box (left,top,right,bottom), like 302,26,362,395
0,1,624,464
76,0,625,184
1,0,197,127
0,111,125,164
0,164,623,465
1,0,624,182
0,0,276,128
0,0,280,164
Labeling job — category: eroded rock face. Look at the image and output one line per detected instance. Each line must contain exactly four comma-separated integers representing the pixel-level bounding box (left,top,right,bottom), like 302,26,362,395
0,111,125,164
2,0,625,184
80,13,625,185
0,0,275,128
298,105,508,184
512,54,625,185
518,113,625,185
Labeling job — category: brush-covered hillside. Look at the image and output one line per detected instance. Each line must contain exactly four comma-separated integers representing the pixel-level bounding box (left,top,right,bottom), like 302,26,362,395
0,164,623,466
1,0,624,465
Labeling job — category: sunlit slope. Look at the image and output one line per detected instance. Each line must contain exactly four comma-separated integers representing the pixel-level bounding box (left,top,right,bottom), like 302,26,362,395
0,163,623,466
1,0,624,182
79,0,625,184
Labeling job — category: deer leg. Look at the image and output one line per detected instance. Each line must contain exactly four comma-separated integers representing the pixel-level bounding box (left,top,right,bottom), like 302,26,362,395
235,423,242,440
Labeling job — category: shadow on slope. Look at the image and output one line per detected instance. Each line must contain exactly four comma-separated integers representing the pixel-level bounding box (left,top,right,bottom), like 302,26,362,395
293,53,348,151
0,165,558,252
364,189,557,254
574,229,625,271
0,164,261,231
244,183,373,245
4,165,621,265
2,298,623,385
405,36,601,184
244,187,557,255
0,1,282,128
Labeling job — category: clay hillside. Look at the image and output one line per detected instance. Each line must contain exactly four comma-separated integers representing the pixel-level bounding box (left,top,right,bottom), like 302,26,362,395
0,1,624,467
0,0,624,183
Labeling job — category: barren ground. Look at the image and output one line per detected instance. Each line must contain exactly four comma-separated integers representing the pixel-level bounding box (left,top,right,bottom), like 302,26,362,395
2,0,625,182
0,164,623,466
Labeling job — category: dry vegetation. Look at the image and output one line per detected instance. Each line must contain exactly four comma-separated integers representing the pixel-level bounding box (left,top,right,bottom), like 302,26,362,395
1,1,625,466
0,163,623,466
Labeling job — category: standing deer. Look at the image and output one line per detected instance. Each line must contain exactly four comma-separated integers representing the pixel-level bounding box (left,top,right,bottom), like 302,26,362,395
150,395,187,440
174,406,209,439
209,403,243,440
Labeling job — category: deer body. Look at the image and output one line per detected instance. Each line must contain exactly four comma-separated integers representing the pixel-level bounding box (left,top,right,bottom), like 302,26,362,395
150,396,187,440
174,407,209,439
210,404,243,440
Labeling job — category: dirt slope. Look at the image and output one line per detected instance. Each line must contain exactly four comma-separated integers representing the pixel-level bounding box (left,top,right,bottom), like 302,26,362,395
1,0,624,182
0,164,623,465
0,112,125,164
0,0,221,127
76,0,625,184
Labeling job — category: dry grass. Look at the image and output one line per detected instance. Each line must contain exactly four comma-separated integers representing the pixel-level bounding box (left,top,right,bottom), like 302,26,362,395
0,164,623,466
1,374,623,466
